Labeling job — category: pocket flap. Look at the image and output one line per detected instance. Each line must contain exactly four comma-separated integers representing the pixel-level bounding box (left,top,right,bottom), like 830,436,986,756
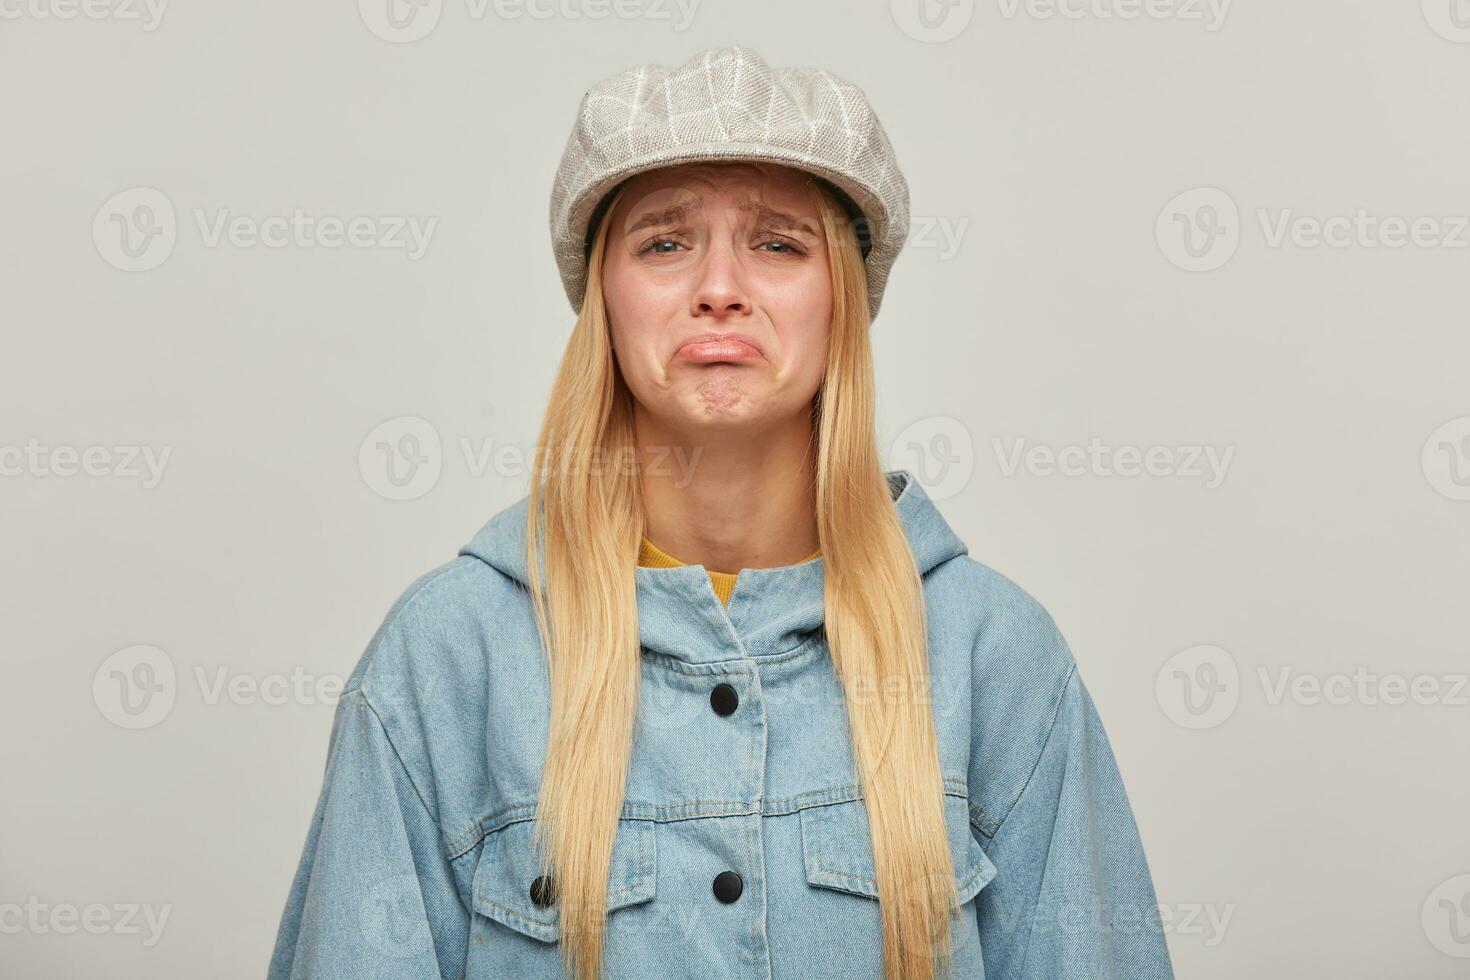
471,817,657,943
799,793,997,905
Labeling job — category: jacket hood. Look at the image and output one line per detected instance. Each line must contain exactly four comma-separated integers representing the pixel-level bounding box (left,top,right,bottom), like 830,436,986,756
458,469,969,663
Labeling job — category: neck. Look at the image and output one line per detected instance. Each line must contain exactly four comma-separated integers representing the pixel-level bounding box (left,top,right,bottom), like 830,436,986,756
635,411,819,574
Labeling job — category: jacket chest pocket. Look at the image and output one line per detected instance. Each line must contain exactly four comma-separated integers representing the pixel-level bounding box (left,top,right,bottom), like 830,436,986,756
471,817,658,944
798,792,997,906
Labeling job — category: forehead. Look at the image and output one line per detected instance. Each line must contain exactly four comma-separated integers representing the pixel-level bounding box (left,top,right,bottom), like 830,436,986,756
610,161,820,215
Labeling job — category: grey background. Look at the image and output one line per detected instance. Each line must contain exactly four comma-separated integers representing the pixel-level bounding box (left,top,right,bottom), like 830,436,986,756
3,1,1469,976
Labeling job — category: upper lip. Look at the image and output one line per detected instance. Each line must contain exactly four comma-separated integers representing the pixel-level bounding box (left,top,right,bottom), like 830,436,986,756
677,332,764,357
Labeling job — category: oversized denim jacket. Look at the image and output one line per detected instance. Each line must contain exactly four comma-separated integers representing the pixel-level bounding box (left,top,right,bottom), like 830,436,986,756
268,470,1175,979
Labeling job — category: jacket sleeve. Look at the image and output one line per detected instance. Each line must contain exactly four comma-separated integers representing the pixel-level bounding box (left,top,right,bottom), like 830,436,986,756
974,663,1175,979
267,687,470,979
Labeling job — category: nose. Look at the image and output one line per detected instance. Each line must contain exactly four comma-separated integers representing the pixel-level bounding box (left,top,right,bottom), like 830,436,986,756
689,237,750,319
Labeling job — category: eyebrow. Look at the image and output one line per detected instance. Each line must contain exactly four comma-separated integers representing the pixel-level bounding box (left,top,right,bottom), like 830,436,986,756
739,200,820,238
621,196,819,239
622,198,703,237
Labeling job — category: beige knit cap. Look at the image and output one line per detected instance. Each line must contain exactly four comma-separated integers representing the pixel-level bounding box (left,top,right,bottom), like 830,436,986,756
548,45,910,322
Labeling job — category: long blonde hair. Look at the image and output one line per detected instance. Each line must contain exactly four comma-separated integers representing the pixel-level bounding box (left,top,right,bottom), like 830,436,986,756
525,166,958,980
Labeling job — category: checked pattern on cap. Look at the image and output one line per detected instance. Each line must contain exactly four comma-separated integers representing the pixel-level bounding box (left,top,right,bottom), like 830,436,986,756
548,45,911,321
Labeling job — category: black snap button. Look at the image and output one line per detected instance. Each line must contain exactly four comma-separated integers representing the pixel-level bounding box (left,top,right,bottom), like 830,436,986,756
710,683,739,716
713,870,743,903
529,874,557,907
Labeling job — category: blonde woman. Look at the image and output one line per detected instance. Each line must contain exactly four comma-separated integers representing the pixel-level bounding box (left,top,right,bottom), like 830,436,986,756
269,46,1174,980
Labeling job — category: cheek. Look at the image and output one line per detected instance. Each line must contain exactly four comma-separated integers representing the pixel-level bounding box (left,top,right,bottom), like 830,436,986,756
762,253,832,318
793,329,831,390
765,266,834,359
603,303,665,398
604,260,688,330
601,256,637,321
795,271,834,388
769,300,832,393
602,262,653,356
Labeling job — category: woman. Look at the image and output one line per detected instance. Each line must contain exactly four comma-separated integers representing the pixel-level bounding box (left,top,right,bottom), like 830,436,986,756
269,45,1174,980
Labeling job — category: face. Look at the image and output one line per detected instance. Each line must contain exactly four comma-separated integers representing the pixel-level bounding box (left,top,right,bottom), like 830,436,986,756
599,162,833,438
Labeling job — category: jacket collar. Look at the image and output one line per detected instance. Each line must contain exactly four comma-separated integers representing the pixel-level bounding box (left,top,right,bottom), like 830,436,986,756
459,469,969,664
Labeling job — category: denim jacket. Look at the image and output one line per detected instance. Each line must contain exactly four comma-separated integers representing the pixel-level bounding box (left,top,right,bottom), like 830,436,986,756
268,469,1174,979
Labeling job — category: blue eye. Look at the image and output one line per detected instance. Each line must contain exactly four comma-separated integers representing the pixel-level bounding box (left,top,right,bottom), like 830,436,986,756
638,234,805,256
640,236,683,255
756,232,806,255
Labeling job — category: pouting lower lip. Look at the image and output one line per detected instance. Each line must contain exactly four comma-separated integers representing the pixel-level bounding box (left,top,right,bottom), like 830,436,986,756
677,339,762,361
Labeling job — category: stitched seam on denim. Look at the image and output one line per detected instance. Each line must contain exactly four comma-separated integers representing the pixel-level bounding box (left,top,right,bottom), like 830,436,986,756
955,857,987,900
637,651,760,676
349,690,446,853
623,802,764,822
447,804,541,860
990,660,1077,842
611,821,652,906
992,662,1079,980
814,866,877,891
458,817,658,889
803,806,870,893
474,823,655,932
347,559,498,862
640,631,826,673
343,559,483,861
452,782,969,854
340,559,482,702
473,894,554,939
628,780,966,821
969,803,1000,838
752,631,828,664
608,821,655,907
807,791,988,899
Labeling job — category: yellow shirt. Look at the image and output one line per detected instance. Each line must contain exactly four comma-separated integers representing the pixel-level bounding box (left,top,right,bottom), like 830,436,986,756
637,536,822,606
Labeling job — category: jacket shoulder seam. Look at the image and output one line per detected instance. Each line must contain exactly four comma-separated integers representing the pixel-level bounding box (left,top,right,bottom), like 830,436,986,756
988,659,1078,840
350,687,448,840
340,557,483,701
